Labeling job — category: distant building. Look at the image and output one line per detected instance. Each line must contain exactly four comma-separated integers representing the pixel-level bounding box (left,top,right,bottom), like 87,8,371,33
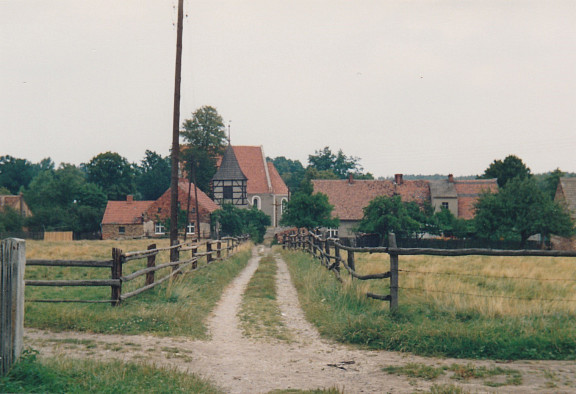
555,177,576,221
213,145,289,227
101,195,154,240
0,194,33,218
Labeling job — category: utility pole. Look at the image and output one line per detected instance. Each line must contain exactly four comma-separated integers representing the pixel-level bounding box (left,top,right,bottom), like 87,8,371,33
170,0,184,259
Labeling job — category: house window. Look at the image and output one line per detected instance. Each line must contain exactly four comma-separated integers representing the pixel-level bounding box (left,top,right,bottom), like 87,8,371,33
441,202,449,210
252,196,261,210
327,228,339,239
118,226,125,234
155,222,165,234
223,186,233,200
186,222,195,235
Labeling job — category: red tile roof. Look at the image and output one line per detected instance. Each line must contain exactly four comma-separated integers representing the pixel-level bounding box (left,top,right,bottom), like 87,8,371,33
312,179,430,221
102,199,154,225
454,179,498,220
146,180,219,221
267,162,289,195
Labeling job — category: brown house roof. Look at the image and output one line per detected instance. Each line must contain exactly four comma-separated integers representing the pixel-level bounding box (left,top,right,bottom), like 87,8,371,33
556,177,576,220
146,180,220,222
453,179,498,220
101,197,154,225
0,195,33,217
312,178,430,221
216,146,288,195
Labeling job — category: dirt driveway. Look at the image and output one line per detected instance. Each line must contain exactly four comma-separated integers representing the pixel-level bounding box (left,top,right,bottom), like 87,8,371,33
25,246,576,393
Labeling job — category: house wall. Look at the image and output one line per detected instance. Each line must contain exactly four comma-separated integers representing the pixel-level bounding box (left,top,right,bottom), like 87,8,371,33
102,224,145,240
338,220,359,238
248,193,289,227
431,197,458,217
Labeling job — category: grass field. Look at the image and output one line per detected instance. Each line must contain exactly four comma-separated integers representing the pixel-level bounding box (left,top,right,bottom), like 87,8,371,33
24,239,253,337
281,248,576,360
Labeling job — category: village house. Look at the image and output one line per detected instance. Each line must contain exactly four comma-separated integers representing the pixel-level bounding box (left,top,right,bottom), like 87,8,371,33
101,180,219,240
212,145,289,227
312,174,498,238
555,177,576,221
0,194,33,218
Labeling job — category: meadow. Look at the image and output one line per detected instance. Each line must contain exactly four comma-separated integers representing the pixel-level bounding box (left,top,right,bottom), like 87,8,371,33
281,248,576,360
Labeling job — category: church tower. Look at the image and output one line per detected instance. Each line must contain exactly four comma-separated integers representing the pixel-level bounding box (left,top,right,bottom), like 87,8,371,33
211,144,248,206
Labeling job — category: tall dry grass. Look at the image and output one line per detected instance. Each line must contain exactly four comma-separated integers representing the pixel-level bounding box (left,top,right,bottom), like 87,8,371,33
349,251,576,317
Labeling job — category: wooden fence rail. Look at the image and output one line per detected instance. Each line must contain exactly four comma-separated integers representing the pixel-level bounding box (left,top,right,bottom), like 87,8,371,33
284,230,576,311
24,235,249,306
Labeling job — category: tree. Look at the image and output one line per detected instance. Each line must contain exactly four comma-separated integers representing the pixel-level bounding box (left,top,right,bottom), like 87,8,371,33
268,156,306,193
180,106,228,193
431,207,474,238
24,164,107,233
211,204,271,243
357,196,432,242
538,168,565,200
84,152,136,200
307,147,372,179
0,155,38,194
479,155,532,187
0,206,24,232
280,192,339,229
136,150,171,200
474,177,574,247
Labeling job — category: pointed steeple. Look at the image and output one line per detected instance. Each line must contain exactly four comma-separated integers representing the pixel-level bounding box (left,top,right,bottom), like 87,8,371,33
212,145,247,181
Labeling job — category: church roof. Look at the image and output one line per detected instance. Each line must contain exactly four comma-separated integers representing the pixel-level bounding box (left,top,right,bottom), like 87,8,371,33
212,144,247,181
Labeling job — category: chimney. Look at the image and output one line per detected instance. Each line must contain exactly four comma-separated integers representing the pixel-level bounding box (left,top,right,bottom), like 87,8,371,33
394,174,403,185
348,173,354,184
448,174,454,183
127,195,133,203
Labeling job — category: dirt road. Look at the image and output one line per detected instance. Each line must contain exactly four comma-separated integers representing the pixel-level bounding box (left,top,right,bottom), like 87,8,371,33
25,246,576,393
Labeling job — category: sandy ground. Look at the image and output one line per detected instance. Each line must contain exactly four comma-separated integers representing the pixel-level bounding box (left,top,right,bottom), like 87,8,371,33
25,246,576,393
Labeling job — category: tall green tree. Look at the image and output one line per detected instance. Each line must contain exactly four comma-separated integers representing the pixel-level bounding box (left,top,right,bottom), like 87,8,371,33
538,168,565,200
280,192,339,229
478,155,532,187
474,177,573,247
268,156,306,193
0,206,24,232
211,204,271,243
84,152,136,200
357,196,432,241
0,155,38,194
180,106,228,193
308,147,372,179
136,150,171,200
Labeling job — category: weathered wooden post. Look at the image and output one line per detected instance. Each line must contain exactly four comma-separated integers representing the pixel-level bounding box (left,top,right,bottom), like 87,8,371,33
334,243,341,273
324,239,330,267
1,238,26,376
111,248,123,307
388,233,399,312
283,234,287,250
207,242,213,264
347,250,355,273
145,244,156,286
171,239,180,273
217,241,222,260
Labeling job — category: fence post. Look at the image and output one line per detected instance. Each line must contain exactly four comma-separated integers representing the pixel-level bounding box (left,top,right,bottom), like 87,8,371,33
145,244,156,286
207,242,213,264
334,243,341,273
217,241,222,260
171,239,180,273
1,238,25,377
388,233,399,312
324,239,330,267
347,250,355,273
111,248,123,307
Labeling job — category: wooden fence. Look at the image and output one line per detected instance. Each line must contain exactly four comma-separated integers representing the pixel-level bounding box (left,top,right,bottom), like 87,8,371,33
284,230,576,311
1,239,26,376
25,236,249,306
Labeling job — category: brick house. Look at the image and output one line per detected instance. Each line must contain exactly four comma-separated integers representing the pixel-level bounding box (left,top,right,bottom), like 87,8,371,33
429,175,498,220
312,174,498,238
145,179,219,239
0,194,33,218
101,180,219,240
555,177,576,221
101,195,154,239
213,145,289,227
312,174,430,238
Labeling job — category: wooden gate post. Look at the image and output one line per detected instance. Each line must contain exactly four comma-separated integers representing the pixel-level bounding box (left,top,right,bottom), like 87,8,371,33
206,242,213,264
111,248,123,307
1,238,25,377
145,244,156,286
388,233,399,312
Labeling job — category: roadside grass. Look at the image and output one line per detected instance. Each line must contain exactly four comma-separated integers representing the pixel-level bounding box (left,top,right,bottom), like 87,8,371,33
383,362,522,388
239,253,291,341
0,348,223,393
281,249,576,360
24,239,252,337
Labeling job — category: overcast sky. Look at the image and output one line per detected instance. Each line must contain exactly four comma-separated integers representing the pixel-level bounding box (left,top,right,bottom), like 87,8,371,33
2,0,575,177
